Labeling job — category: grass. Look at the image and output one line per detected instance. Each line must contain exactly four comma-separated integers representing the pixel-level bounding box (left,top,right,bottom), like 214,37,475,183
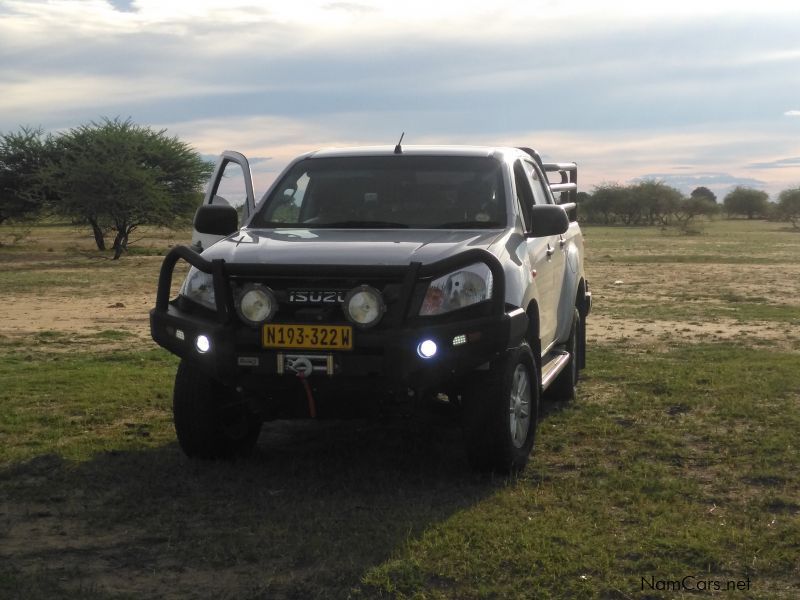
0,219,799,598
585,219,800,264
360,345,799,598
602,299,800,324
0,347,177,464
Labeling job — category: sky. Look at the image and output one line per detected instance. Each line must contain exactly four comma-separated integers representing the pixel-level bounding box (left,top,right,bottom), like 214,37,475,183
1,0,799,200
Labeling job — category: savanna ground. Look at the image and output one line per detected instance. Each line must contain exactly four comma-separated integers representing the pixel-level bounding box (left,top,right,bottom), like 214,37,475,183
0,219,798,599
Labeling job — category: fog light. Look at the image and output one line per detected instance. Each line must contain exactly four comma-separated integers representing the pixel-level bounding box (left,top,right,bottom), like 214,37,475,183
417,339,437,359
195,334,211,353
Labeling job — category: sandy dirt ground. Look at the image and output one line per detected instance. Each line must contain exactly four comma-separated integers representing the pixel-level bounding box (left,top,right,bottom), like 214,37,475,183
586,261,800,350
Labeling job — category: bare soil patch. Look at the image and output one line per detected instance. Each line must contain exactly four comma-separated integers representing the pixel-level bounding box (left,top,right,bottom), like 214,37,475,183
586,261,800,350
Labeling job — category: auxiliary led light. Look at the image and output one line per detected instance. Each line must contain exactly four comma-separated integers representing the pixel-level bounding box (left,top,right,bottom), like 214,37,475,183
195,334,211,354
417,339,438,359
452,334,467,346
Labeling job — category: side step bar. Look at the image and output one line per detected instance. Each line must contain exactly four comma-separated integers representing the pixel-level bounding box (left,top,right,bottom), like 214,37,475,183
540,350,571,391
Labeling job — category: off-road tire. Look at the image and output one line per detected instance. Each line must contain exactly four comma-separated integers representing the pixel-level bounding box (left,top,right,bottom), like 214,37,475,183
546,308,580,402
173,360,262,459
463,343,539,474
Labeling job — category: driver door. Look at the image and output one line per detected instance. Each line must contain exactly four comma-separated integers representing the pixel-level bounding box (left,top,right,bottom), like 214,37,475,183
192,151,256,251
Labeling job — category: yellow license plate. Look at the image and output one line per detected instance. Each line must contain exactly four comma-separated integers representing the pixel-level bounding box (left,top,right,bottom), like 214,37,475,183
262,324,353,350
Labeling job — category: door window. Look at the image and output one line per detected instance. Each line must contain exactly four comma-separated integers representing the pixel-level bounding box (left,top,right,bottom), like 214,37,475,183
513,160,534,231
210,160,249,224
522,160,552,205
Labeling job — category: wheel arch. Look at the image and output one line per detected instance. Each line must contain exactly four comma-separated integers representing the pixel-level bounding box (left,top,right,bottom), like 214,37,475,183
576,277,588,317
524,299,542,364
574,277,588,370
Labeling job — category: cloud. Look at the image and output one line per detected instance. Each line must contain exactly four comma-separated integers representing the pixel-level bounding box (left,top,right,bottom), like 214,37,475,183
785,110,800,116
1,1,799,197
107,0,137,12
323,2,378,13
748,157,800,169
635,172,766,186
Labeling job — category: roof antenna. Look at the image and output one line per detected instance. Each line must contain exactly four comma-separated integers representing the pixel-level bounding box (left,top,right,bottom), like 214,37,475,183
394,131,405,155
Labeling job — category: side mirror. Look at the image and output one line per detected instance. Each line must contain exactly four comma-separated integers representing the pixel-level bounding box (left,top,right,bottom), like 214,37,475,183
528,204,569,237
194,204,239,236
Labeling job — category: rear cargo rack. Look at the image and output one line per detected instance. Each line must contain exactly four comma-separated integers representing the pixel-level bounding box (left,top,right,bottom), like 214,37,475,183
542,162,578,206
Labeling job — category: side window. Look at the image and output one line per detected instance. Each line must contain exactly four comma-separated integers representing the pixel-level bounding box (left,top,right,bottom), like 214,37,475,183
513,160,534,231
522,160,551,205
211,160,249,224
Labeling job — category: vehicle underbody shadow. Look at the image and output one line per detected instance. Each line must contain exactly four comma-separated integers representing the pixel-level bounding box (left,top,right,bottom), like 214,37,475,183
0,414,508,599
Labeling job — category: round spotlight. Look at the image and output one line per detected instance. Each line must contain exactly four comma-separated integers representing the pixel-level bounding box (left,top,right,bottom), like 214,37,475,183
195,334,211,354
417,339,438,359
343,285,385,328
236,284,277,326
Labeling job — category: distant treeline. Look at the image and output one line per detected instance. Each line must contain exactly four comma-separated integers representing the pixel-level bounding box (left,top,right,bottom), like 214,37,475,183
576,181,800,229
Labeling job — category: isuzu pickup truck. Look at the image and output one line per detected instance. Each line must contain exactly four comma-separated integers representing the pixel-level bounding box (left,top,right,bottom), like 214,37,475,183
150,144,591,473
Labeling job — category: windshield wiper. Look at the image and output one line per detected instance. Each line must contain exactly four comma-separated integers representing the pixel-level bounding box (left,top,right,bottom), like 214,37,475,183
316,220,410,228
433,220,504,229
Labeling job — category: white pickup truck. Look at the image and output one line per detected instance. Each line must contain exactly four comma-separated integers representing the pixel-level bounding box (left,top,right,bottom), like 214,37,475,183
151,144,591,473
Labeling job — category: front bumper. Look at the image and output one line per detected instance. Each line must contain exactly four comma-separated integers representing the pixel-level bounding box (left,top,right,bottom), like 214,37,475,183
150,246,528,392
150,304,526,391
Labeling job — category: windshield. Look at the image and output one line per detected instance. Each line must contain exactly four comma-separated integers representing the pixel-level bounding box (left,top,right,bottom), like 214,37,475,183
251,155,506,229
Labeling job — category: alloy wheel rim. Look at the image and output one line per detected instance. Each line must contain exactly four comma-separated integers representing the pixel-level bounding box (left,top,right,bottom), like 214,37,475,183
508,363,531,448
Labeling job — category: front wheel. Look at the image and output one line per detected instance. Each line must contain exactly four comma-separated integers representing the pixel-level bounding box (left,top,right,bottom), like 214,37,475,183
463,343,539,473
172,360,262,459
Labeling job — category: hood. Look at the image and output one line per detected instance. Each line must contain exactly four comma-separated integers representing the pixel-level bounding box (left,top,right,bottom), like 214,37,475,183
201,228,504,266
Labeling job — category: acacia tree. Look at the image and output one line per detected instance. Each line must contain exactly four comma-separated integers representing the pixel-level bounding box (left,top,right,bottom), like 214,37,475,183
0,126,55,224
690,186,717,204
584,184,632,224
723,186,769,219
44,118,212,258
777,187,800,229
672,196,718,232
630,180,683,226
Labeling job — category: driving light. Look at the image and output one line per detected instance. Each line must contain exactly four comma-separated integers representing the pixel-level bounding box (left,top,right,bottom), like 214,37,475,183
236,283,277,326
343,285,385,328
417,339,438,359
195,334,211,353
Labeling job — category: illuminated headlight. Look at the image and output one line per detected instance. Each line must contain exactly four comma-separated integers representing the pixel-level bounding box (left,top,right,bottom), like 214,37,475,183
235,283,277,326
420,263,493,316
179,267,216,311
343,285,385,328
